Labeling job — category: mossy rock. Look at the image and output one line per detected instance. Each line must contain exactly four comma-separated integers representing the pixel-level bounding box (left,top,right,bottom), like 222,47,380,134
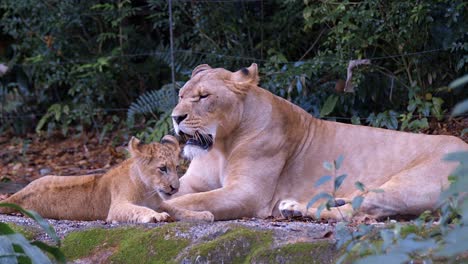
62,223,189,264
250,241,337,264
60,222,339,263
180,226,273,263
6,223,39,240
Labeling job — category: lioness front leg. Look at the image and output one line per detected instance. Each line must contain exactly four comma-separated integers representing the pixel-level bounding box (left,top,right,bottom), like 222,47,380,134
167,186,257,220
159,201,214,222
107,202,171,223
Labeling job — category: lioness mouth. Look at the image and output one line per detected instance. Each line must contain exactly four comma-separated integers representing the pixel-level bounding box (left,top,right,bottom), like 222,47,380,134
179,131,213,150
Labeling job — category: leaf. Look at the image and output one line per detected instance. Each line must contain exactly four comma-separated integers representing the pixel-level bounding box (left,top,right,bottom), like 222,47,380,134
307,192,333,209
314,175,332,187
449,75,468,88
334,155,345,170
334,174,348,191
6,234,52,264
30,241,66,264
316,203,327,219
355,253,409,264
0,204,60,246
0,236,17,264
0,223,16,235
354,181,366,192
323,161,334,171
452,100,468,116
352,196,364,211
319,94,338,117
443,151,468,164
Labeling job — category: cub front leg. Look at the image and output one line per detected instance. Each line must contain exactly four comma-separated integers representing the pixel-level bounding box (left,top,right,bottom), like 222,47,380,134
107,202,171,223
159,201,214,222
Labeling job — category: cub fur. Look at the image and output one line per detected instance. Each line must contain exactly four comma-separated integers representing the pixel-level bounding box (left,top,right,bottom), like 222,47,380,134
0,136,213,223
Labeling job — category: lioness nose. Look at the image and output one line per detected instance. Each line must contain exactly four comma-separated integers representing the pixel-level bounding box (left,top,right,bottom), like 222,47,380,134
172,114,187,125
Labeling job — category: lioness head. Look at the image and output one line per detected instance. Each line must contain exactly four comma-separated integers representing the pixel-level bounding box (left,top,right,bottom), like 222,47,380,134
172,63,259,159
128,135,181,199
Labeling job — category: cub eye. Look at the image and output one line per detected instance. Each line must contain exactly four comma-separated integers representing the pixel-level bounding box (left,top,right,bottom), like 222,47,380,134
159,166,167,173
199,94,209,99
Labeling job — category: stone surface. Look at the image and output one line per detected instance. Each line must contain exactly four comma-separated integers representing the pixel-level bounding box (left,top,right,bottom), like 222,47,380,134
0,214,338,263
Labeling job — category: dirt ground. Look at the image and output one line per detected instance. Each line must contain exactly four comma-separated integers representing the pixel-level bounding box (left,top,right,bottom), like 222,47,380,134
1,117,467,198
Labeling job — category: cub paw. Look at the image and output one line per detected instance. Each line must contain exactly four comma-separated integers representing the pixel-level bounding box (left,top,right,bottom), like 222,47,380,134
279,199,304,218
141,212,172,223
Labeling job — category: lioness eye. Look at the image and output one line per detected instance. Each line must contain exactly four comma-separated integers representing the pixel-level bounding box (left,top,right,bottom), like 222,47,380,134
159,166,167,173
200,94,209,99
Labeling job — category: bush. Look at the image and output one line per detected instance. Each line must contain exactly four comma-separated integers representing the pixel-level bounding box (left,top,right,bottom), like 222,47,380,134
0,203,65,263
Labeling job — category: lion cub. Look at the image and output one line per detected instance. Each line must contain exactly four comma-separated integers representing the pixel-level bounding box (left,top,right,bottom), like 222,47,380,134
0,136,213,223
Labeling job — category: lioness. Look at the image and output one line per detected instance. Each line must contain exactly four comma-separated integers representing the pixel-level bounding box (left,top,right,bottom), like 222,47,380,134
0,136,214,223
167,63,468,221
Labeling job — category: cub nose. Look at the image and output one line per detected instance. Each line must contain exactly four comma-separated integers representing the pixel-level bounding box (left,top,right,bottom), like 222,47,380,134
169,185,178,194
172,114,187,125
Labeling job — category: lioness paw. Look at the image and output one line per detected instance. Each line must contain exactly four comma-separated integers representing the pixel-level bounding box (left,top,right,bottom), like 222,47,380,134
196,211,214,222
279,199,304,218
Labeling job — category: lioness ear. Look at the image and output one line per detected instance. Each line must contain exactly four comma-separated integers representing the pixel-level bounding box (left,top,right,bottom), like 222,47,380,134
191,64,212,78
232,63,259,85
128,136,142,157
161,135,180,152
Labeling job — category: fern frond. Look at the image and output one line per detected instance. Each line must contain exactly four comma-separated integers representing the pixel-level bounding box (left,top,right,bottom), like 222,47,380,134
127,82,183,123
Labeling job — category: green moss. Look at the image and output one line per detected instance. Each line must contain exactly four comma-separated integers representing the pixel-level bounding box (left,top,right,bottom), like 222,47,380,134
62,223,190,263
62,227,132,260
110,223,190,264
6,223,39,240
251,241,336,264
184,226,273,264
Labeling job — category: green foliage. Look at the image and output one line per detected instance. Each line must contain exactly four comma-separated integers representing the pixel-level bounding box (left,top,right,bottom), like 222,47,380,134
0,203,65,263
0,0,466,135
334,76,468,263
127,82,180,143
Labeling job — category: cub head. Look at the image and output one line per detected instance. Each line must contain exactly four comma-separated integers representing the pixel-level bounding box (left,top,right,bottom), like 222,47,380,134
128,135,180,200
171,63,259,159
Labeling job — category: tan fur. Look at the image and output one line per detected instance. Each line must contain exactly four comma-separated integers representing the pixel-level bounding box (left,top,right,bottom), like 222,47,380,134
168,63,468,221
0,136,213,223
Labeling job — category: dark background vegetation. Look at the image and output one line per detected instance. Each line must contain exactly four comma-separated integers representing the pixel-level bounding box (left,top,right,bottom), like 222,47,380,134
1,1,468,263
0,0,466,140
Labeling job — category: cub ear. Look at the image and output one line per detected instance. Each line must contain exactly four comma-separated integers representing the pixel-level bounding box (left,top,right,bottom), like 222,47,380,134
191,64,212,78
232,63,259,85
161,135,180,152
128,136,142,157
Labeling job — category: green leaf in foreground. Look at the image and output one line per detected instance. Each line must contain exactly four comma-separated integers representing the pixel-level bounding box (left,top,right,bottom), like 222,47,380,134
307,192,333,209
356,253,409,264
0,203,60,246
334,155,345,170
334,174,348,191
355,181,366,192
314,175,332,187
6,234,52,264
449,75,468,88
452,100,468,116
352,196,364,211
0,236,17,264
31,241,66,264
